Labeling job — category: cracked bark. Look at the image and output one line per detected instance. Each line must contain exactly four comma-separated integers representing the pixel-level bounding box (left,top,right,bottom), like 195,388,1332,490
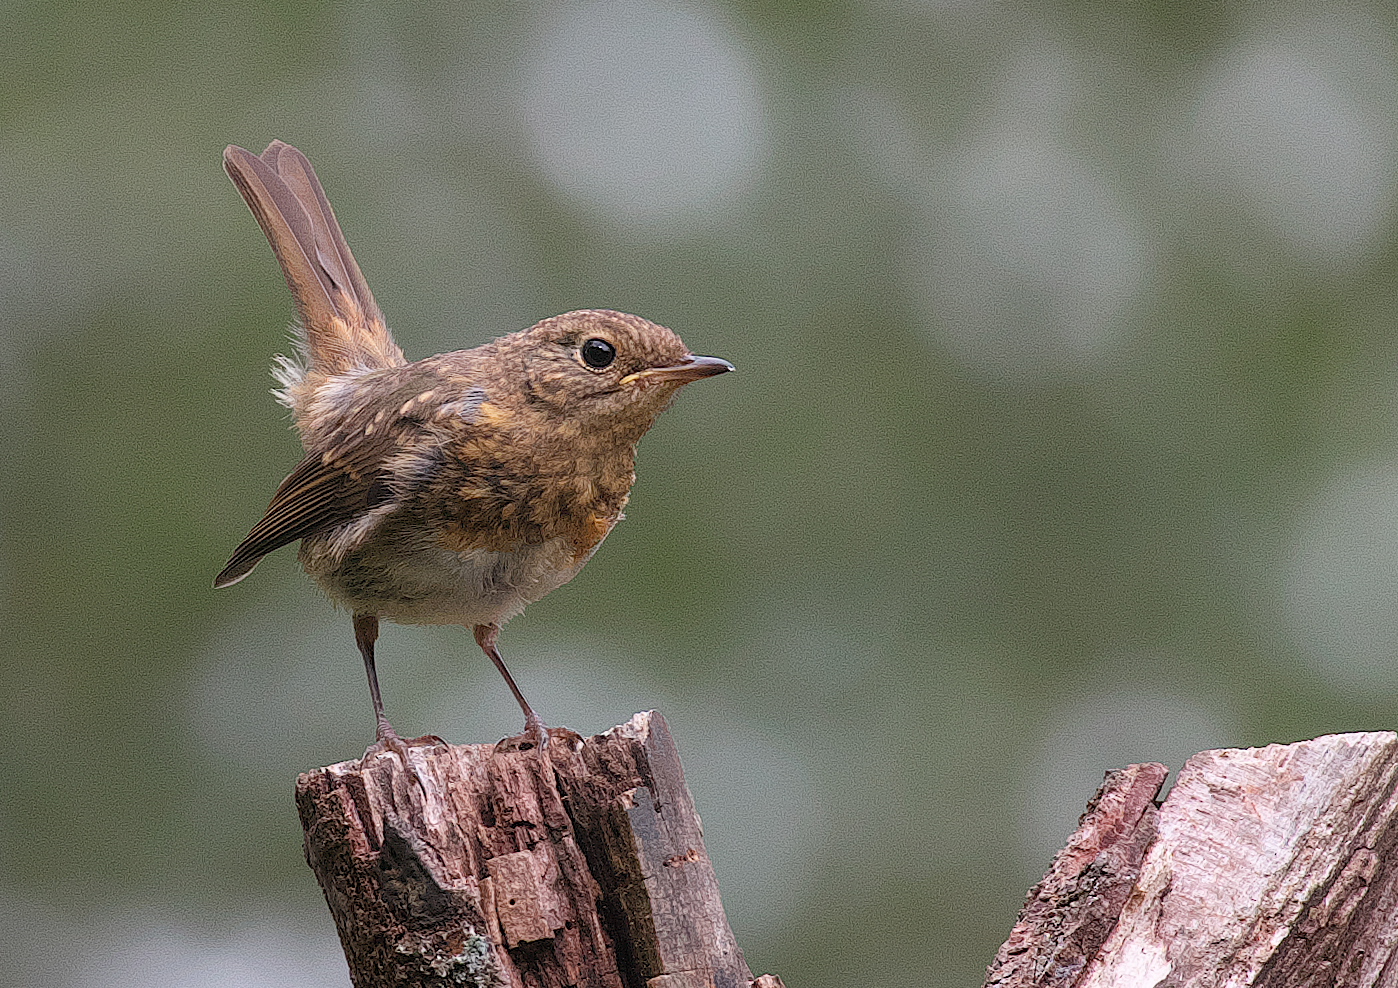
296,710,784,988
984,732,1398,988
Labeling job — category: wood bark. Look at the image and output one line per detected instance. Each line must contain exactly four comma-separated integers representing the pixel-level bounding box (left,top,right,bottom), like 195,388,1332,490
296,710,784,988
985,731,1398,988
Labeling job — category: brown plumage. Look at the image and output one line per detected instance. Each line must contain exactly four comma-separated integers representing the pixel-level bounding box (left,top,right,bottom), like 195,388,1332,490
215,141,732,757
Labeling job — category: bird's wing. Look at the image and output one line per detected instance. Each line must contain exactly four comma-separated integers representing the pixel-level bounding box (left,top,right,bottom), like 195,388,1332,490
212,434,395,589
213,362,474,589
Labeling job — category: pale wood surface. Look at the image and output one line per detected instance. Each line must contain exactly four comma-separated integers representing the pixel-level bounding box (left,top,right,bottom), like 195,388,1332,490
985,731,1398,988
296,711,782,988
985,761,1169,986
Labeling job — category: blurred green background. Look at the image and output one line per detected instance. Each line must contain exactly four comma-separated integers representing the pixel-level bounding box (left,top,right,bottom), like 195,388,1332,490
8,1,1398,985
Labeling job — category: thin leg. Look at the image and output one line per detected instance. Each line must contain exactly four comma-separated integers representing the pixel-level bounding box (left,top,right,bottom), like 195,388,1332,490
354,613,401,744
473,623,548,749
353,615,433,794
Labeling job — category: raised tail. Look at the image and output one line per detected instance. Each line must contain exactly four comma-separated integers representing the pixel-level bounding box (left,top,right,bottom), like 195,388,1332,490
224,141,406,381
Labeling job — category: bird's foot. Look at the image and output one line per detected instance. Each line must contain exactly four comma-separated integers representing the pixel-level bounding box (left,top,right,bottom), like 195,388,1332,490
406,733,449,748
360,724,442,793
494,714,581,754
361,723,410,765
495,711,547,753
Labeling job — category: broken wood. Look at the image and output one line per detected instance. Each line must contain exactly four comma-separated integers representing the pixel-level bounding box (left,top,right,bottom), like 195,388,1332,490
984,731,1398,988
296,710,784,988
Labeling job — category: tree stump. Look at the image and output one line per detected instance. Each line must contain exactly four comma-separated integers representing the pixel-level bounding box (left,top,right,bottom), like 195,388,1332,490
296,710,784,988
984,731,1398,988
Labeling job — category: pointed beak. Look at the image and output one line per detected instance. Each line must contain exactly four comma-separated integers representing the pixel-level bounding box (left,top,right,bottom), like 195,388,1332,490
621,354,735,386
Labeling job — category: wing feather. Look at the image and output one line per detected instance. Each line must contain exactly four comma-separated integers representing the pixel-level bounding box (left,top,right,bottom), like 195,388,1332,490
213,360,473,588
213,450,376,587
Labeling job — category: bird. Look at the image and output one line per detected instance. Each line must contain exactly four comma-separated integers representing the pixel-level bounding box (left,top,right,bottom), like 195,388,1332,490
213,140,733,761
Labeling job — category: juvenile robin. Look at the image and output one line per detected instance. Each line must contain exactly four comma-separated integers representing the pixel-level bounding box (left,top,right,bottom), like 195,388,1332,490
213,141,732,759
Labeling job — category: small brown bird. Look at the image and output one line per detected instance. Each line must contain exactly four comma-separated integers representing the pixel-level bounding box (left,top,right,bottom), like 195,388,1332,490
214,141,732,758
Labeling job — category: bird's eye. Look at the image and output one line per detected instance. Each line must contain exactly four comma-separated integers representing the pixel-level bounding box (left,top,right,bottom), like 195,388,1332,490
580,338,617,369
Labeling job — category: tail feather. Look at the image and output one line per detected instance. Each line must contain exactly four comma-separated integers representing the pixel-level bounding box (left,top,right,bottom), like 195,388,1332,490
224,142,406,382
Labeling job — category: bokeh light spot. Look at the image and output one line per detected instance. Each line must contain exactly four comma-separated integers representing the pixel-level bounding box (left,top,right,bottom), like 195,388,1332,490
1284,462,1398,691
892,50,1154,383
516,0,767,230
1182,17,1398,267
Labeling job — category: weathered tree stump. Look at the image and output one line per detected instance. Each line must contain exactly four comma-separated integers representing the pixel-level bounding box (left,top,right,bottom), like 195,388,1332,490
296,710,784,988
985,731,1398,988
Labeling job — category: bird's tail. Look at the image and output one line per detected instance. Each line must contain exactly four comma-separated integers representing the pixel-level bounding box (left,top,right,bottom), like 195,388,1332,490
224,141,406,409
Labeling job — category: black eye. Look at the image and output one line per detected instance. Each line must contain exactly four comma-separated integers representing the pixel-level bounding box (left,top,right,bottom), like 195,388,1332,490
580,338,616,369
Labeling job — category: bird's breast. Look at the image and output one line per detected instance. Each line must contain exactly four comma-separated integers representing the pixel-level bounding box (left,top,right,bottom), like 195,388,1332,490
303,523,596,627
424,435,636,562
315,425,637,625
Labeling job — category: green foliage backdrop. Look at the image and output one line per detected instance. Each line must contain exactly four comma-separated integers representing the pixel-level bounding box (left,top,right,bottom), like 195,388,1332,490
6,2,1398,985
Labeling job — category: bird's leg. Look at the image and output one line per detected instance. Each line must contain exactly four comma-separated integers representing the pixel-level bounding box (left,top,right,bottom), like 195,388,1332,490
473,622,548,750
354,613,416,769
354,613,398,742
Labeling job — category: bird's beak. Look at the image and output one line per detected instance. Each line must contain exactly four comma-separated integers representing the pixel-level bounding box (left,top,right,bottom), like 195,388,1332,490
621,354,735,386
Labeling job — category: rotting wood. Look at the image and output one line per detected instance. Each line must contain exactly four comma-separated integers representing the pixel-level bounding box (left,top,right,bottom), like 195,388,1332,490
985,731,1398,988
296,710,783,988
